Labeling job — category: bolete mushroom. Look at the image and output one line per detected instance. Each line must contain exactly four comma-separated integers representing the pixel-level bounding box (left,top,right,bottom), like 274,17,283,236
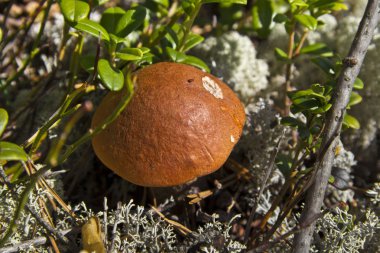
92,62,246,187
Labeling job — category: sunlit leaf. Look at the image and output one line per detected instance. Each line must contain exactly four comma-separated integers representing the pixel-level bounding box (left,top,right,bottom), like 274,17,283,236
116,48,143,61
182,56,210,72
93,0,109,6
166,47,187,62
0,108,8,137
97,59,124,91
348,92,362,107
202,0,247,4
100,7,126,36
353,78,364,90
311,83,325,94
0,141,28,163
294,14,318,30
343,114,360,129
60,0,90,22
275,47,289,61
118,6,147,37
300,43,333,57
182,33,204,52
74,19,110,41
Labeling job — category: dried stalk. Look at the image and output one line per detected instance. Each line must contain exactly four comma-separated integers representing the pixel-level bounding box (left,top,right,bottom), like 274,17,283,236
292,1,380,252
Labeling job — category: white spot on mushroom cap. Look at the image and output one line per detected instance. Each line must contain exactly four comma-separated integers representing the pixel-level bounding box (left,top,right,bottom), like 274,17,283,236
202,76,223,99
230,135,235,143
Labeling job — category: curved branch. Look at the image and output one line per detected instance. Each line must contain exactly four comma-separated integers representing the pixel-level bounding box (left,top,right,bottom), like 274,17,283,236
292,1,380,252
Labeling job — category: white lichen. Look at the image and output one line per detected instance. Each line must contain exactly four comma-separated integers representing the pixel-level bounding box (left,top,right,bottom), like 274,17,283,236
236,98,285,185
313,207,380,253
193,31,269,102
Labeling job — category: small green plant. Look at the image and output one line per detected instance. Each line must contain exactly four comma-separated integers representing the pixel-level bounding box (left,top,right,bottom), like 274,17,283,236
0,108,28,165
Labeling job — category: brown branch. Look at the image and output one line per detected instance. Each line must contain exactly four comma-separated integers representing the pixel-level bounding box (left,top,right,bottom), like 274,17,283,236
292,1,380,252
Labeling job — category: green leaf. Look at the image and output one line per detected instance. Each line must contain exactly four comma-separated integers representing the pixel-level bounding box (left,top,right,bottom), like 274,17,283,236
117,6,147,37
300,43,332,57
181,0,195,16
116,48,143,61
74,19,110,41
60,0,90,22
0,28,3,43
135,52,155,66
294,14,318,30
353,78,364,90
93,0,109,6
252,0,273,38
288,89,325,101
348,92,362,107
311,83,325,94
202,0,247,4
291,98,320,113
109,34,128,44
182,33,204,52
274,47,289,61
256,0,272,29
165,25,181,49
281,116,303,127
80,54,96,73
97,59,124,91
101,6,147,40
0,141,28,162
288,89,314,100
166,47,187,62
292,98,320,110
343,114,360,129
273,14,289,23
309,0,347,11
144,0,169,16
311,103,331,114
276,154,292,177
289,0,308,8
182,56,210,72
311,57,334,75
139,47,151,54
0,108,8,137
100,7,126,36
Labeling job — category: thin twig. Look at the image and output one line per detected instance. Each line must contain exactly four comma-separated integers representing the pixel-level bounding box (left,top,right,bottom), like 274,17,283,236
244,130,285,244
292,1,380,252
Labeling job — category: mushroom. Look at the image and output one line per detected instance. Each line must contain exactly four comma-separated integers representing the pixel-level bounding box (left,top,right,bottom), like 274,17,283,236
91,62,246,187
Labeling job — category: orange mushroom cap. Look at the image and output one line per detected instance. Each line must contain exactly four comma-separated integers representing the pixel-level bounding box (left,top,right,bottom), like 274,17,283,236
92,62,246,187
